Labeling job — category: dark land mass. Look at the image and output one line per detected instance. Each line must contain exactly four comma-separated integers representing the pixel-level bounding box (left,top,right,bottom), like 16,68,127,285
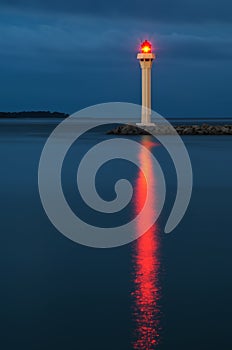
0,111,69,118
107,123,232,135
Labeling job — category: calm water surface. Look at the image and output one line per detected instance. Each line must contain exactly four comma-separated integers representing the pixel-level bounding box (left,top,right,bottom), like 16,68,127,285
1,118,232,349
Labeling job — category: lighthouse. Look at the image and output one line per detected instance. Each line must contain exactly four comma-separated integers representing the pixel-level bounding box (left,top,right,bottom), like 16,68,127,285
137,40,156,125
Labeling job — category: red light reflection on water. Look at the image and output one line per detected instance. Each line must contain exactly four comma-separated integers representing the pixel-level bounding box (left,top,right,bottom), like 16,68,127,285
132,138,161,349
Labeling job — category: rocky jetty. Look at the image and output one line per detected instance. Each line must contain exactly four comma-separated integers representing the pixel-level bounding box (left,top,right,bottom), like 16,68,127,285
107,123,232,136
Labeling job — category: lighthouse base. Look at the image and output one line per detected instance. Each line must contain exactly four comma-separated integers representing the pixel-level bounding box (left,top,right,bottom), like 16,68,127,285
136,123,156,127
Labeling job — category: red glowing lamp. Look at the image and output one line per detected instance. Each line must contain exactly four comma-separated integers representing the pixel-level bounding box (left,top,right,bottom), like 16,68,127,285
141,40,152,54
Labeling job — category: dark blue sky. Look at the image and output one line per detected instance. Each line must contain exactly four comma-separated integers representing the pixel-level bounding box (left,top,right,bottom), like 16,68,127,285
0,0,232,117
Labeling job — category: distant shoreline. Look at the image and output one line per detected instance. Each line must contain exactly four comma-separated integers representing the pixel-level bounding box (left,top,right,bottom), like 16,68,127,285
1,112,232,121
0,111,69,119
1,112,232,135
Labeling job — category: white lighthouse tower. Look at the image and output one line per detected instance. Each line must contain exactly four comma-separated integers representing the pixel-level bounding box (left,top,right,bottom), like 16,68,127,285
137,40,156,125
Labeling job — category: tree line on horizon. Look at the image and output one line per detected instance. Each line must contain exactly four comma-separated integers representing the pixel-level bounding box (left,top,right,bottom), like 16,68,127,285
0,111,69,118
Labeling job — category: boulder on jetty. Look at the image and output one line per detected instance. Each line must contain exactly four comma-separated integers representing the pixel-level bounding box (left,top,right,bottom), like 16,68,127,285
107,124,151,135
107,123,232,136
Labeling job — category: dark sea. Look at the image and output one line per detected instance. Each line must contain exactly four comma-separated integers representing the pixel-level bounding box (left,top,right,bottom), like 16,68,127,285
1,118,232,349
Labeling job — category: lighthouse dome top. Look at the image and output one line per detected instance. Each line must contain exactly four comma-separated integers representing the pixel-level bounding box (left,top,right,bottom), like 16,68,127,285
141,40,152,53
137,40,155,60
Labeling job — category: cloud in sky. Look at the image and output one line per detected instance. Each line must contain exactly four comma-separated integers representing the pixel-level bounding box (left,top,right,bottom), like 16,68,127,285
1,0,232,23
0,2,231,116
1,14,231,63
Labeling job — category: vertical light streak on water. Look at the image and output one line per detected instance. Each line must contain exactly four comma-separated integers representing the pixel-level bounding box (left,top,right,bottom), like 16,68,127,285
132,138,161,349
